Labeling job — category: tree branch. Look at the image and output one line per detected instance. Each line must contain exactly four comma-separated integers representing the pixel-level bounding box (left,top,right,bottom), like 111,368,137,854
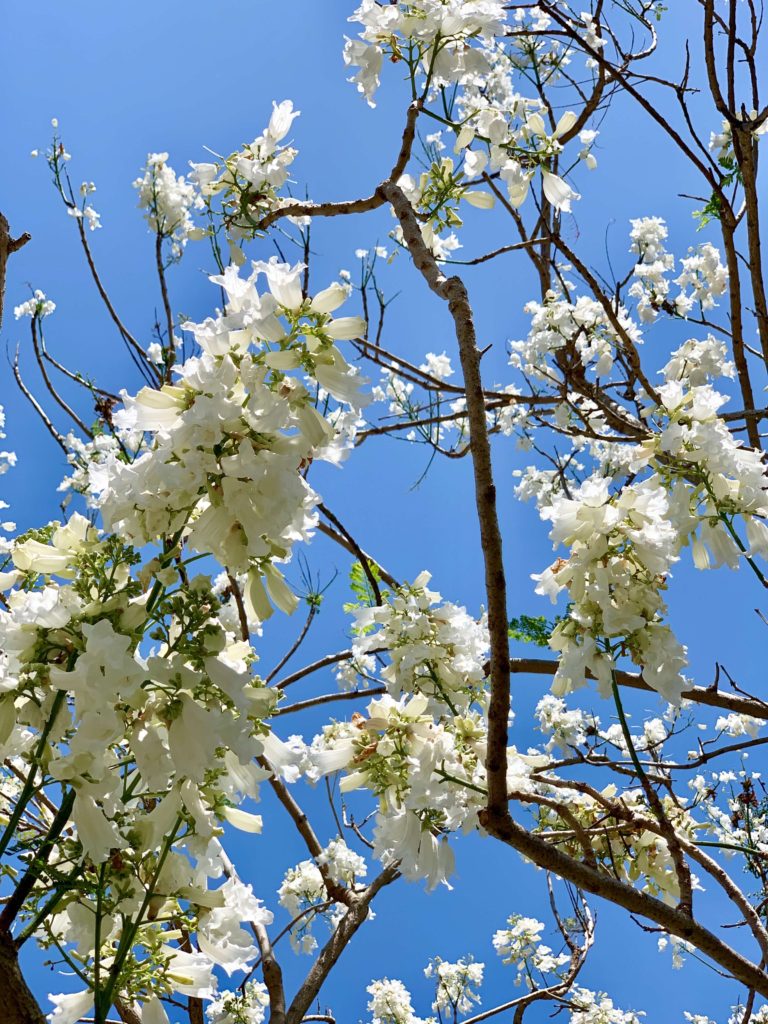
0,213,31,333
378,180,512,818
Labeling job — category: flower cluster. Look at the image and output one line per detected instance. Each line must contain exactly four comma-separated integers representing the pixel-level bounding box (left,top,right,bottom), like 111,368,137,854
534,785,701,904
690,770,768,862
206,981,270,1024
366,977,429,1024
134,153,204,257
14,289,56,320
569,987,644,1024
190,100,301,257
343,572,490,713
535,694,597,754
527,324,768,704
629,217,728,321
424,956,484,1016
0,512,290,1014
533,474,688,702
511,291,641,381
277,839,367,953
345,0,585,229
96,260,365,617
344,0,506,106
492,915,569,986
313,691,481,888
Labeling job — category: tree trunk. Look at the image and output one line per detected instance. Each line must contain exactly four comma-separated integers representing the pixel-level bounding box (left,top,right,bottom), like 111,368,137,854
0,930,46,1024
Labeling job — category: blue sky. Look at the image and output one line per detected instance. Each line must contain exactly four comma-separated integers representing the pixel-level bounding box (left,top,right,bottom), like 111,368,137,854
2,2,765,1021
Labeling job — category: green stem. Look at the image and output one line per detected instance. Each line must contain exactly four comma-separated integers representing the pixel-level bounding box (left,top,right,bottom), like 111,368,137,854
701,477,768,588
15,865,84,946
435,767,487,797
96,816,184,1017
695,839,766,856
0,689,68,859
0,788,76,933
610,670,649,784
93,864,106,1018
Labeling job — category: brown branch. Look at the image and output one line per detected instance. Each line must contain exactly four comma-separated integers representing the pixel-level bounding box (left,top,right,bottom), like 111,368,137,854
738,138,768,367
0,929,46,1024
316,521,399,591
285,866,399,1024
253,921,286,1024
720,216,760,447
266,604,318,684
274,650,356,692
114,998,142,1024
274,687,386,716
318,504,381,605
507,656,768,720
255,100,422,233
72,214,156,383
29,317,92,437
442,236,551,266
479,808,768,998
155,232,176,380
377,180,511,818
11,348,68,453
0,213,31,333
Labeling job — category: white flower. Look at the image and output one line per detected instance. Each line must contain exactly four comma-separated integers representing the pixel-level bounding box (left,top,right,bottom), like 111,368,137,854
541,171,580,212
206,982,269,1024
253,257,305,311
72,792,125,863
197,877,266,975
425,957,484,1016
310,282,351,314
420,352,454,381
222,806,263,833
324,315,366,340
14,290,56,319
48,990,93,1024
366,978,422,1024
134,153,204,250
141,996,170,1024
268,100,300,142
715,713,763,739
161,946,217,998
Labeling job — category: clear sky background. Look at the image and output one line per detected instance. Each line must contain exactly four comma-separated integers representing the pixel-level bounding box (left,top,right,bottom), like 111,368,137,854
1,2,765,1021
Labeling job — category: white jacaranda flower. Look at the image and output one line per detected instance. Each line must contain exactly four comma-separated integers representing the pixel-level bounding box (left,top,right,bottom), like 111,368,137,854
134,153,204,253
221,806,263,833
72,792,125,863
425,956,484,1016
14,290,56,319
161,946,217,998
206,982,269,1024
324,316,366,340
310,282,352,314
48,990,93,1024
253,257,305,311
366,977,422,1024
268,99,300,142
141,996,171,1024
541,171,580,213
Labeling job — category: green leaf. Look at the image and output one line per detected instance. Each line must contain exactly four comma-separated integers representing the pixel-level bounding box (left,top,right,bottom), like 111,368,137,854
344,559,388,612
508,614,554,648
